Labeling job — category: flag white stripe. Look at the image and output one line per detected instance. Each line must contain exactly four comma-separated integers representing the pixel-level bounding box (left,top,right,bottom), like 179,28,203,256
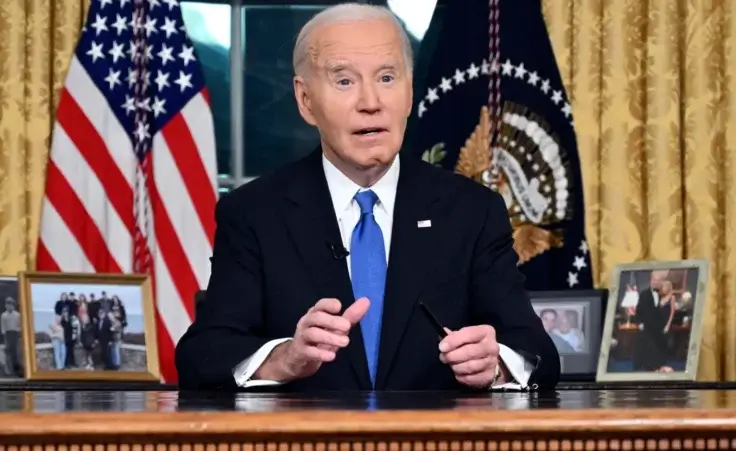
154,245,194,345
51,125,133,273
132,166,156,255
39,200,94,272
153,133,212,289
182,93,219,197
65,58,137,189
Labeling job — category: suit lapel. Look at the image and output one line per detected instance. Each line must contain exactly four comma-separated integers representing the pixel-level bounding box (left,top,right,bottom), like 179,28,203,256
375,155,440,389
282,150,372,390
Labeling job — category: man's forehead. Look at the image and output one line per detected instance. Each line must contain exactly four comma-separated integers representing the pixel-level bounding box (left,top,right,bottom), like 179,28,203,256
309,20,404,68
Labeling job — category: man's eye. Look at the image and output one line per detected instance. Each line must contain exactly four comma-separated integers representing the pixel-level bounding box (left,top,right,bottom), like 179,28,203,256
337,79,351,86
380,75,394,83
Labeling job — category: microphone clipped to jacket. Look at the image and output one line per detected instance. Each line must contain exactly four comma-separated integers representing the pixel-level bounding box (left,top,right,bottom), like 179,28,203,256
326,241,350,260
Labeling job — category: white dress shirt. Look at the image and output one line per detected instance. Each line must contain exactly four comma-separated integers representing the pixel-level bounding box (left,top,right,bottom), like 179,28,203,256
232,155,534,390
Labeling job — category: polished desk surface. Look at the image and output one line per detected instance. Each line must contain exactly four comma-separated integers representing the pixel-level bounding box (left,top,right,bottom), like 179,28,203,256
0,387,734,451
6,387,736,412
0,387,734,436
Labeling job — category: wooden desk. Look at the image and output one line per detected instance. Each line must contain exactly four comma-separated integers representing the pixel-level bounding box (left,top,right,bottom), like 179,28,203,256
0,389,735,450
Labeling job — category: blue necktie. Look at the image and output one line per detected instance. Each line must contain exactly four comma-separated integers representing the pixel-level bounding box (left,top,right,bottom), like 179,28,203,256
350,190,386,387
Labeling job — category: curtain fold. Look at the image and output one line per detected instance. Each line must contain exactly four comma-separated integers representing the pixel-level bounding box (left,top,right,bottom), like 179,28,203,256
0,0,85,274
543,0,736,381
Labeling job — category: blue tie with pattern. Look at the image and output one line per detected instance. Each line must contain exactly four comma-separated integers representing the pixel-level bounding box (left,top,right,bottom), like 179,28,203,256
350,190,386,387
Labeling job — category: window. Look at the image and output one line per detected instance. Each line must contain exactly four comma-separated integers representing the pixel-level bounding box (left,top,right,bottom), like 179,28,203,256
181,0,442,190
180,2,233,190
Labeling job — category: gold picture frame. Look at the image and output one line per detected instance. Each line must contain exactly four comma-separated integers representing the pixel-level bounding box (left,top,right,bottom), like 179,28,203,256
596,259,709,382
19,271,160,382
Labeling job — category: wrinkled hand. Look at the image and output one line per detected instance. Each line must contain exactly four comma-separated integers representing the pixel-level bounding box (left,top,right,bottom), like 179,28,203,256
277,297,369,381
438,325,499,388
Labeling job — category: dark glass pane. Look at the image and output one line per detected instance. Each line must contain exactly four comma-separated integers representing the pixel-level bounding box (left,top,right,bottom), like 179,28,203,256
242,1,441,176
181,2,232,176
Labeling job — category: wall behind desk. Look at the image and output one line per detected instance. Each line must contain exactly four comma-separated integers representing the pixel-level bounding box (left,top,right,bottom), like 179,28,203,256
542,0,736,381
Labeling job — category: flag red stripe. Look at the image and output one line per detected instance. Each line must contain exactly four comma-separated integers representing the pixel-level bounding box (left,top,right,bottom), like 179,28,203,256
145,258,178,382
149,183,198,321
155,299,178,383
56,89,136,235
162,116,217,245
45,162,122,273
36,240,61,272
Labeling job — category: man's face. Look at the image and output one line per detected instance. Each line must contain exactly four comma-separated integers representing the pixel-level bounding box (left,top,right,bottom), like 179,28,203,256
293,18,413,172
660,280,673,295
650,270,669,289
541,312,556,332
558,315,571,333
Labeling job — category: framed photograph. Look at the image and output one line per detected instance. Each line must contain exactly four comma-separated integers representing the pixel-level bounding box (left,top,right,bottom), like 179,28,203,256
0,276,23,381
596,260,709,382
530,290,606,381
19,271,160,381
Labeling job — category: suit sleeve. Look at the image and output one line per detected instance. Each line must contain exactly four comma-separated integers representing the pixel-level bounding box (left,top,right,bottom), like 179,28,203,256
175,194,275,391
469,191,560,390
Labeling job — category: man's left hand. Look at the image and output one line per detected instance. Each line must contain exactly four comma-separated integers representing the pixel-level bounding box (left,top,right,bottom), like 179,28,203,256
438,325,500,388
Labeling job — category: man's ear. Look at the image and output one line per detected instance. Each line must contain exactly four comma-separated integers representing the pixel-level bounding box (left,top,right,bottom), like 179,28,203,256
404,73,414,118
293,75,317,126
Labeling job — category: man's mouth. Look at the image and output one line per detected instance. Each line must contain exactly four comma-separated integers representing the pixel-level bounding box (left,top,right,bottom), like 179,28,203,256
353,127,388,136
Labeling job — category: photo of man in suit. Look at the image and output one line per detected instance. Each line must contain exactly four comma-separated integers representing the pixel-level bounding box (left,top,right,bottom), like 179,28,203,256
537,308,576,354
175,3,559,392
631,270,677,372
606,267,698,374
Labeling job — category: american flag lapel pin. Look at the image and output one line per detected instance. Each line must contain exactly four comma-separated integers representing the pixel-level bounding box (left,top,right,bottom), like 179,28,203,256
417,220,432,228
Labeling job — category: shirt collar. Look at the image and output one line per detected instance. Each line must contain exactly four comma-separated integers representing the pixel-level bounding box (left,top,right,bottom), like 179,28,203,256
322,153,400,216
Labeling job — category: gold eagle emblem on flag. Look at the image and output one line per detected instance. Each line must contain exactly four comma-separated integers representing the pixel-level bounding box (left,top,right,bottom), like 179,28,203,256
424,104,573,266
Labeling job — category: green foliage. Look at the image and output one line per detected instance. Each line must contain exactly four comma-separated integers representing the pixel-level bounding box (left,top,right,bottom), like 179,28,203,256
421,142,447,166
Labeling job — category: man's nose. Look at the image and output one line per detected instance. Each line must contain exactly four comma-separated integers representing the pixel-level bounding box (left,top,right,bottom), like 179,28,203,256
356,82,381,113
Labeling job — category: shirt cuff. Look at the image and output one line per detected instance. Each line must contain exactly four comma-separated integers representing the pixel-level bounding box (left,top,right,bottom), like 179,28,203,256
232,337,292,387
489,343,535,391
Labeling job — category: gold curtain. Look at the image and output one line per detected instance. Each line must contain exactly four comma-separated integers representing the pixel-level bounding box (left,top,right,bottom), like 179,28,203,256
542,0,736,381
0,0,87,275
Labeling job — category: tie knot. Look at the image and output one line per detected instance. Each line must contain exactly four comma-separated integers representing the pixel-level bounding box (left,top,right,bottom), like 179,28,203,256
354,190,378,215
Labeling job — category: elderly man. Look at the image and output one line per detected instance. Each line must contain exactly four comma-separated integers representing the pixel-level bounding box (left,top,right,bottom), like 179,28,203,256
632,270,672,371
175,2,559,392
539,309,575,354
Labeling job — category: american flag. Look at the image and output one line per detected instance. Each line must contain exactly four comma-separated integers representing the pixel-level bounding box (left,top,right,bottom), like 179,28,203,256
36,0,218,382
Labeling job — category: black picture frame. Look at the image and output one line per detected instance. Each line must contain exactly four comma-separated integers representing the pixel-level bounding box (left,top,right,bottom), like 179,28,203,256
529,289,607,382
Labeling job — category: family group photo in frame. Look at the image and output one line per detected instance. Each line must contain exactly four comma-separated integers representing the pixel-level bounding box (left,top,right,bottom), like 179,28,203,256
596,260,709,382
19,272,160,382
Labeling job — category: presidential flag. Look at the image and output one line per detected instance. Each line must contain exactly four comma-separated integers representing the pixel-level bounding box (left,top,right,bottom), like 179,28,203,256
37,0,218,382
410,0,592,290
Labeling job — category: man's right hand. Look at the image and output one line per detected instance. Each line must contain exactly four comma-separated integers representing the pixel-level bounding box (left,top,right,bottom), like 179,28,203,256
253,297,370,382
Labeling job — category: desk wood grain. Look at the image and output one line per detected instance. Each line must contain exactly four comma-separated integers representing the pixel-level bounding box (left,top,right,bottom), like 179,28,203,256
0,389,735,450
0,409,735,450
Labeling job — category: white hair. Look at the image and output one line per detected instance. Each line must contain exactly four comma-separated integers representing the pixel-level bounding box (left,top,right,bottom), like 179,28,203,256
292,3,414,77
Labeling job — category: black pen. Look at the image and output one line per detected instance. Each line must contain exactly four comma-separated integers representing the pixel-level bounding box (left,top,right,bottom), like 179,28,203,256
418,301,448,338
